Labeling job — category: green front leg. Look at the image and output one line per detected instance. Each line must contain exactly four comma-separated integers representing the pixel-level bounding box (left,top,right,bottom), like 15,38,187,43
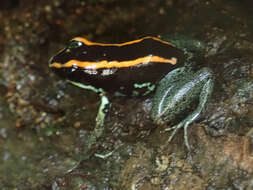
67,80,110,146
94,94,110,138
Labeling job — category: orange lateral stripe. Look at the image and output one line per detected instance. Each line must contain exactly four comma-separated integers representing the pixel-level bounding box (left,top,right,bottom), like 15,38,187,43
50,56,177,70
72,36,174,47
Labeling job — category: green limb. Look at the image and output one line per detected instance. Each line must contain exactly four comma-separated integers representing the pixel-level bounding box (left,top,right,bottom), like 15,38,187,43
94,95,110,138
166,72,214,151
81,94,111,152
67,80,104,94
67,80,110,136
83,94,110,152
66,80,111,148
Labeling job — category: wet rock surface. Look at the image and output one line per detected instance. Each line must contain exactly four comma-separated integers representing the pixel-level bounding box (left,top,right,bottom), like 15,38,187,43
0,0,253,189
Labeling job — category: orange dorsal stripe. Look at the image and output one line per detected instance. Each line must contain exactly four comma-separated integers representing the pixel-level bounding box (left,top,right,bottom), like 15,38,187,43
50,55,177,70
72,36,174,47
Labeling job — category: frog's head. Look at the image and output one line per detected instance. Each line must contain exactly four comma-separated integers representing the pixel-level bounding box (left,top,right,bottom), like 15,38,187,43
49,38,87,79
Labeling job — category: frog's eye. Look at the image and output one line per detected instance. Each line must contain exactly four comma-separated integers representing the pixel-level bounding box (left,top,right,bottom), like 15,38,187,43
68,41,83,49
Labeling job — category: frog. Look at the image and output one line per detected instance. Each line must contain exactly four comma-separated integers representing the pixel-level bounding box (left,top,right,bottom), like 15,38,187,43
49,36,214,152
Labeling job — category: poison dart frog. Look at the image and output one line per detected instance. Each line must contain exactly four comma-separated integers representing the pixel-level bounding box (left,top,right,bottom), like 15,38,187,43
49,36,214,151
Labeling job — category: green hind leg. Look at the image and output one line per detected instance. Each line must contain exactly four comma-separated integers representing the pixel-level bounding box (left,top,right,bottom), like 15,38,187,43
166,75,214,151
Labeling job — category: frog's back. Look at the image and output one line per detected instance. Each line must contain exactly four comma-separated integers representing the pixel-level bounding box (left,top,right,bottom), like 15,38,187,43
49,37,185,95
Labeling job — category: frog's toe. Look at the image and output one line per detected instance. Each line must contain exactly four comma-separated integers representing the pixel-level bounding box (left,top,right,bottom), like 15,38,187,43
166,122,184,143
153,116,166,125
164,120,192,151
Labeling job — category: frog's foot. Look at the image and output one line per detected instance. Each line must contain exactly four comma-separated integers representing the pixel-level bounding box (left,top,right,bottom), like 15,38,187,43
94,145,123,159
165,121,193,161
165,120,191,151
